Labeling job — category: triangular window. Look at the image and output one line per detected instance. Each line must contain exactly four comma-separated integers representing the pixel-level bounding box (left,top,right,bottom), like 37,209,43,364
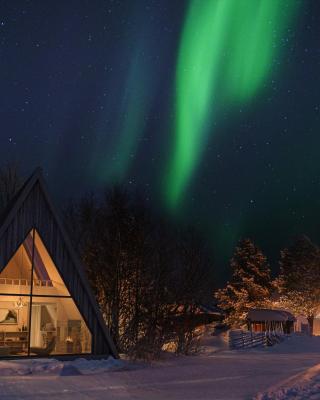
0,229,91,356
32,231,70,296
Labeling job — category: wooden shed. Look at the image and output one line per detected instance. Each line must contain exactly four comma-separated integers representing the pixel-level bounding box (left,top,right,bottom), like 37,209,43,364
247,309,296,335
0,168,117,358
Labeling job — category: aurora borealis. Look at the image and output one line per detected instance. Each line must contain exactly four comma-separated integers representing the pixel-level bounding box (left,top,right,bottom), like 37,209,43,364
1,0,319,282
166,0,299,208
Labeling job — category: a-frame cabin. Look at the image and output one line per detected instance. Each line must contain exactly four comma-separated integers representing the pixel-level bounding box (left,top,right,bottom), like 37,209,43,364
0,168,117,358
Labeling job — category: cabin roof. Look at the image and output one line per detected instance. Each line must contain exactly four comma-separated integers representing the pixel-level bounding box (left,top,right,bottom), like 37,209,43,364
247,308,296,322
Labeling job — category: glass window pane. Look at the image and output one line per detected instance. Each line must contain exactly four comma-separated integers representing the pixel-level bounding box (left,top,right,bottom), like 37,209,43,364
0,295,30,357
30,297,91,355
32,231,70,296
0,232,33,295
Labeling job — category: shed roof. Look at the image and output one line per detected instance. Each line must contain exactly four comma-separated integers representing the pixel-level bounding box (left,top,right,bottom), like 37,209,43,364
247,309,296,322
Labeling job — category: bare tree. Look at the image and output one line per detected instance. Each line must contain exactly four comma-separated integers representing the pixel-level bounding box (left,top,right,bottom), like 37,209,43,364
0,163,22,213
172,227,213,354
63,194,96,253
65,187,215,359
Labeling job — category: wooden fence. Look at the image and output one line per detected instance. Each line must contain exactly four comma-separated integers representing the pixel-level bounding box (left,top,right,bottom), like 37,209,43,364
229,330,284,350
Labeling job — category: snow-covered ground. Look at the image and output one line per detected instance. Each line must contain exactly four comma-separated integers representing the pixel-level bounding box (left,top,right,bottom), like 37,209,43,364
255,363,320,400
254,336,320,400
0,333,320,399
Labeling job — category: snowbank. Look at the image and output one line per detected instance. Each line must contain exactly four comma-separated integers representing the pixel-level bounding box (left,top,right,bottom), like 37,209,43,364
255,332,320,354
71,357,124,374
255,362,320,400
0,356,125,376
198,326,229,354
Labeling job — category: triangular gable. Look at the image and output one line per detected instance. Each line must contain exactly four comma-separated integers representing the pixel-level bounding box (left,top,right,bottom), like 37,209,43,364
0,168,117,357
0,228,70,294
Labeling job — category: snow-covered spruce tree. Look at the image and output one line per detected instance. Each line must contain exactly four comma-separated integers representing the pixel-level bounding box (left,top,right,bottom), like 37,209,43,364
276,235,320,334
216,239,272,328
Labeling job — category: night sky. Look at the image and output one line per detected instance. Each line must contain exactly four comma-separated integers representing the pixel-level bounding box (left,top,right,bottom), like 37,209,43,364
1,0,320,283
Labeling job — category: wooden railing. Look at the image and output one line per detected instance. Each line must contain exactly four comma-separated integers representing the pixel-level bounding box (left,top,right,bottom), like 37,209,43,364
229,330,284,350
33,279,53,287
0,278,53,287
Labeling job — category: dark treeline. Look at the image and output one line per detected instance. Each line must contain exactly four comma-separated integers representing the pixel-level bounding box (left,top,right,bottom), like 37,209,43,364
64,186,214,358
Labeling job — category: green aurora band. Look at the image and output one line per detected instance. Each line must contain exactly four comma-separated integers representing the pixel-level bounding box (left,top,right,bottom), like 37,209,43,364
97,34,156,185
165,0,299,210
106,50,151,182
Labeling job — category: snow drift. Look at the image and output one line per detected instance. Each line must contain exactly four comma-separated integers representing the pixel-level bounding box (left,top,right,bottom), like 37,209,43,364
255,363,320,400
0,356,124,376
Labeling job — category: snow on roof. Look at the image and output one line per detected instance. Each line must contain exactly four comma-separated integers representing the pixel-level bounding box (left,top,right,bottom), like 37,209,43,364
247,309,296,322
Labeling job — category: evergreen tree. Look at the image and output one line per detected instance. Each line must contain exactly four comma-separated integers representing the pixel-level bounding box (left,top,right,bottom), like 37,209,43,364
216,238,272,327
276,235,320,334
